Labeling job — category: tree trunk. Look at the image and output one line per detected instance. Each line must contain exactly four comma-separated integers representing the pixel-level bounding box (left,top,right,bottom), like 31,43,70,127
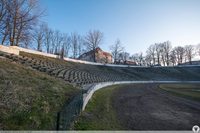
93,49,96,62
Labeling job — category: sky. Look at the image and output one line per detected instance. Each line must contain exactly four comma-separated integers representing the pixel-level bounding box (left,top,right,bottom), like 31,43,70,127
40,0,200,55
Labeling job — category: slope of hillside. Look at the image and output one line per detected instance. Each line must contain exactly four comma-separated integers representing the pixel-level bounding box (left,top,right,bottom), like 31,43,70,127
0,57,80,130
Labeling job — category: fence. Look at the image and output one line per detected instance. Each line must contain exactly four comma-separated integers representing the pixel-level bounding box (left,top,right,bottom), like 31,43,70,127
56,91,84,130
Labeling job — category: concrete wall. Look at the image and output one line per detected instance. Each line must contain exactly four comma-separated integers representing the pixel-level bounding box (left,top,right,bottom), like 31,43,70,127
82,81,200,110
11,46,59,58
63,57,103,65
0,45,20,55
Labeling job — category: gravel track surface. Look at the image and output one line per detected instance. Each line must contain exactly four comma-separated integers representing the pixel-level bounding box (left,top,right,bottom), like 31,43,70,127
112,84,200,130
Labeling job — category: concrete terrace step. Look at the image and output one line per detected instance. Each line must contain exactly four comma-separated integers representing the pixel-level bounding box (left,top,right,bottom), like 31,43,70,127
1,52,200,86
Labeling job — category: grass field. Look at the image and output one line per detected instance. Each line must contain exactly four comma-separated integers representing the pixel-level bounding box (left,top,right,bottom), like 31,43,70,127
74,85,122,130
0,58,80,130
159,84,200,102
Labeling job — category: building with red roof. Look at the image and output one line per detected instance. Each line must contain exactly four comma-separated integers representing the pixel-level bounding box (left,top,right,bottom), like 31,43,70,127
78,47,112,64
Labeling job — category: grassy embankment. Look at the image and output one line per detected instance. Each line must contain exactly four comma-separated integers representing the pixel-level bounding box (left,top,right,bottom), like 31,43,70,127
74,85,122,130
0,58,80,130
159,84,200,102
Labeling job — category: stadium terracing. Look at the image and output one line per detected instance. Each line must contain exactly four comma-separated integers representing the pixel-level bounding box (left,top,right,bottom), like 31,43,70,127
0,45,200,87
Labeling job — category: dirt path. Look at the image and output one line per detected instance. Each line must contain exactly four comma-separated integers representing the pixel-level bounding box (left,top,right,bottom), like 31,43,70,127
112,84,200,130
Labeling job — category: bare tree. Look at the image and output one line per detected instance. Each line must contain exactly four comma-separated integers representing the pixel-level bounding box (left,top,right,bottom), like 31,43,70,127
196,43,200,56
155,43,162,65
110,39,124,63
184,45,194,64
163,41,172,66
170,49,177,66
33,23,45,51
138,52,143,66
70,32,78,58
124,52,130,61
118,51,130,63
145,53,152,66
77,36,85,57
146,41,171,66
146,44,156,65
159,42,171,66
1,16,10,45
145,41,196,66
130,53,139,64
160,43,166,66
49,30,56,54
0,0,7,24
20,30,33,48
0,0,8,44
4,0,43,46
132,52,143,66
60,44,65,59
43,24,52,53
62,33,71,57
54,30,63,55
84,30,103,62
173,46,185,64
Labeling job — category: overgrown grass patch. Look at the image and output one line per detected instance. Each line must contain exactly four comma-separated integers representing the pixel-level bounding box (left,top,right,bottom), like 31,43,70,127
159,84,200,102
0,59,80,130
74,85,122,130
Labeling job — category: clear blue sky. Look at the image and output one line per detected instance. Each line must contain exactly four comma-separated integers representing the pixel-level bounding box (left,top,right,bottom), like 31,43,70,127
40,0,200,54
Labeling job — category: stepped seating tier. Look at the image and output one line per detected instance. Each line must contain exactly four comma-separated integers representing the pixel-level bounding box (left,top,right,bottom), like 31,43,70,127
0,51,200,86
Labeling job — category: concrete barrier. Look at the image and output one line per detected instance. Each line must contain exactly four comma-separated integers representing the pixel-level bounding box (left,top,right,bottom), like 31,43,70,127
82,80,200,110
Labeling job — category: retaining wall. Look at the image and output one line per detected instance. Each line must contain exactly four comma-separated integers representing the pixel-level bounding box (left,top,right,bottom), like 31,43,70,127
82,81,200,110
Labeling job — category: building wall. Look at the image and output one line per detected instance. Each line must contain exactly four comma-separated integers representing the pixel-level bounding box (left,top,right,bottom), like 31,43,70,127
79,53,94,62
106,55,112,63
79,49,112,64
95,50,112,64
